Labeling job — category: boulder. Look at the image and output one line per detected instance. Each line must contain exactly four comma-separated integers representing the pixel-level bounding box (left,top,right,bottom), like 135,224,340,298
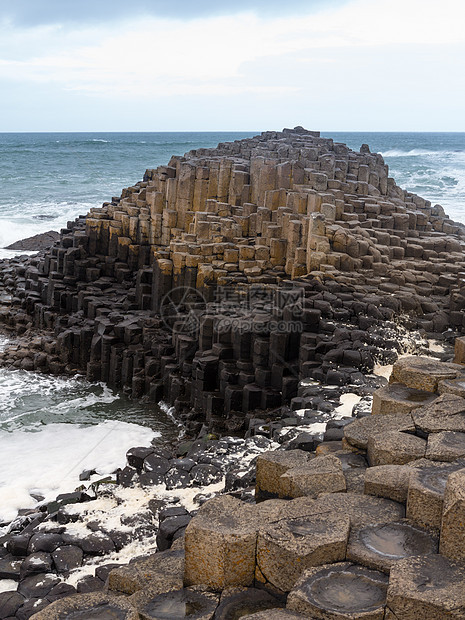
131,587,219,620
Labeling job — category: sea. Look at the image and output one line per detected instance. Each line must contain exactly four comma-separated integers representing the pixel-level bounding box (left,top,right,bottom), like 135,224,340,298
0,130,464,525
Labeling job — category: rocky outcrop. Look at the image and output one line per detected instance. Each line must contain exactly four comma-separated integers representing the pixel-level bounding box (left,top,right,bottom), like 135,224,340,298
1,127,465,438
5,231,60,252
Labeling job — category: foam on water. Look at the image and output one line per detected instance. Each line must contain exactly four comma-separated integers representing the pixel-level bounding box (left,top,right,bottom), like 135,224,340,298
0,420,158,525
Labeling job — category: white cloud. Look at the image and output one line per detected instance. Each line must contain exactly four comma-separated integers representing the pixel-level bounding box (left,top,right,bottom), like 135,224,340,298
0,0,463,100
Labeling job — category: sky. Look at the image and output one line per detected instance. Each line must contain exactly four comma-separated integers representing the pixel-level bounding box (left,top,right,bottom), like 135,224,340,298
0,0,464,132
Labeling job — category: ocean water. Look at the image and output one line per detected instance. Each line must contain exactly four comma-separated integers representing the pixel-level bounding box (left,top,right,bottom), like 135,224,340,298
0,130,464,524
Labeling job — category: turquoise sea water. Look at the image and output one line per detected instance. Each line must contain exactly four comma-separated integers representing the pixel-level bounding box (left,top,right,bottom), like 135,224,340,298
0,130,464,524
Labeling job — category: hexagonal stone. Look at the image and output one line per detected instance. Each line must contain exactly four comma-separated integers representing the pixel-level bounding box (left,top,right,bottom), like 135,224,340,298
412,394,465,434
347,520,437,573
242,612,305,619
439,377,465,398
287,562,388,619
406,462,465,530
255,450,314,501
387,554,465,618
184,495,265,590
279,455,346,499
29,592,139,619
0,591,25,617
391,356,463,392
440,468,465,560
372,383,437,415
367,431,426,467
134,587,219,620
256,513,350,593
214,588,285,619
108,549,184,595
364,465,412,503
344,414,415,451
302,493,405,528
426,431,465,462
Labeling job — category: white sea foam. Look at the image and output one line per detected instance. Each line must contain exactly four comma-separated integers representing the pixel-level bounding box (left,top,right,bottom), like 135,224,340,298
0,420,157,525
381,149,461,157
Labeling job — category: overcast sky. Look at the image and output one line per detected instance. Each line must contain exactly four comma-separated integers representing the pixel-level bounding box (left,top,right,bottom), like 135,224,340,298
0,0,464,131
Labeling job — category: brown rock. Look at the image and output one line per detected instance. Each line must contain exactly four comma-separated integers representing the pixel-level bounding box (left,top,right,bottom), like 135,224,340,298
367,431,426,467
391,356,463,392
412,394,465,434
440,468,465,560
387,554,465,618
371,383,437,415
344,414,415,451
364,465,412,503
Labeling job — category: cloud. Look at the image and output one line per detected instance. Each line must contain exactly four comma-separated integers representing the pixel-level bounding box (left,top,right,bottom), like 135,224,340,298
1,0,464,100
0,0,343,26
0,0,464,130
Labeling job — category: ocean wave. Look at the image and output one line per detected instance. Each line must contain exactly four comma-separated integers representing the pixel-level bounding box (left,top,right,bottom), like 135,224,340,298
381,148,463,157
91,139,109,143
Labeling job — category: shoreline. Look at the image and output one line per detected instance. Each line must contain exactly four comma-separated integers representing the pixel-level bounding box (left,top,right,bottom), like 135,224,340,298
2,126,465,617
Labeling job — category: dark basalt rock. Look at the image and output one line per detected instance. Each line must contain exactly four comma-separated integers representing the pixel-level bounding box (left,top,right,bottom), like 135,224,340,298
5,230,60,251
6,534,32,557
0,555,23,580
20,551,53,578
0,591,25,618
157,514,192,551
76,575,105,593
27,532,63,554
52,545,84,573
18,573,61,599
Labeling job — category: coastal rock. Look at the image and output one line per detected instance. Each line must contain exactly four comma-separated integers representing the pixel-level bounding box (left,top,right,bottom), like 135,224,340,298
364,465,412,503
440,468,465,560
412,394,465,434
347,520,437,573
255,513,350,593
391,356,463,392
371,383,437,415
287,562,388,619
406,462,465,530
343,413,415,451
108,549,184,595
366,431,426,467
29,592,139,620
387,554,465,618
5,230,60,251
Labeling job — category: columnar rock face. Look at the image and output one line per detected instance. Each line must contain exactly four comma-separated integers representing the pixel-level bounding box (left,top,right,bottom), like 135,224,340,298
1,127,465,434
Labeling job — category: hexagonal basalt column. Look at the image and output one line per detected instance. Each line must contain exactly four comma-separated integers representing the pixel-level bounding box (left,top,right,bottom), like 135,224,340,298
387,554,465,618
406,462,464,530
287,562,388,619
184,495,267,590
367,431,426,467
426,431,465,462
412,394,465,434
372,383,437,415
344,414,415,451
440,468,465,560
347,520,437,573
279,455,347,499
391,356,463,392
255,450,314,501
29,592,139,620
364,465,412,503
256,513,350,593
134,588,219,620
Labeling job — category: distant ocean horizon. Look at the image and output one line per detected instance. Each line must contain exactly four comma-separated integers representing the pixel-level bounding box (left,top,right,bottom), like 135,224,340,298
0,130,464,256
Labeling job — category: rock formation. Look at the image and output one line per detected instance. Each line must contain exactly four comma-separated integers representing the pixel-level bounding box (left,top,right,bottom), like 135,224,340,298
1,127,465,437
